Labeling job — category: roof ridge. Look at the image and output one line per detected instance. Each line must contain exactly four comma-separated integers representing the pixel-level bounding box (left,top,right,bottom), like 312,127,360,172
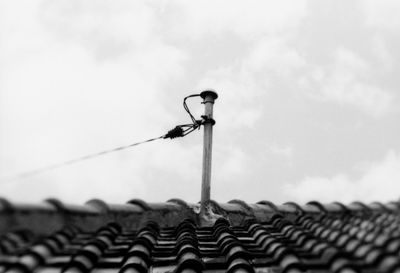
1,197,398,235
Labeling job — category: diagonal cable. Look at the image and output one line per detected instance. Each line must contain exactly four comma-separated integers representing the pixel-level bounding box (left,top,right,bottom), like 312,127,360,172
0,135,165,183
0,93,204,183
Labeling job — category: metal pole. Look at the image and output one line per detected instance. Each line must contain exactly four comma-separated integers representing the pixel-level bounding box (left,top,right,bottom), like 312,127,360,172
200,90,218,215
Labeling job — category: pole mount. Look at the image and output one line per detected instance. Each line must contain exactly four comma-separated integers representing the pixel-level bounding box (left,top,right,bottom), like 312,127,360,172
200,89,218,219
200,90,218,100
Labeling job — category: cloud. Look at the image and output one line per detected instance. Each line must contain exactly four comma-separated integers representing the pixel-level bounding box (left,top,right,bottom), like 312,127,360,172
0,0,190,203
363,0,400,29
39,0,159,61
197,66,263,130
245,38,306,76
196,37,307,132
166,0,308,40
301,48,394,117
269,144,293,159
2,0,400,206
284,150,400,203
371,35,394,70
0,41,186,203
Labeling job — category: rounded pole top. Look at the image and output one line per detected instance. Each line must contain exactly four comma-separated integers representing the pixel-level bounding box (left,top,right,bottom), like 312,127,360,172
200,90,218,100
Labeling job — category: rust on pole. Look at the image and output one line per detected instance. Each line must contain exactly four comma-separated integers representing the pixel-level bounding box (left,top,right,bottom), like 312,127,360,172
200,90,218,215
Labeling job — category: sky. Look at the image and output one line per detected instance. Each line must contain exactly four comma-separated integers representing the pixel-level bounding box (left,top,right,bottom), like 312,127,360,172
1,0,400,205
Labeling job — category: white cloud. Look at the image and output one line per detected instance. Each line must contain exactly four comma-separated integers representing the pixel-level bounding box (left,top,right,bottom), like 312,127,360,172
215,146,247,178
321,82,393,117
0,0,189,203
213,146,250,201
371,35,393,70
245,38,306,76
0,40,186,202
284,150,400,203
269,144,293,159
167,0,308,40
39,0,158,60
302,48,394,117
1,0,399,206
363,0,400,28
197,37,307,132
197,66,263,130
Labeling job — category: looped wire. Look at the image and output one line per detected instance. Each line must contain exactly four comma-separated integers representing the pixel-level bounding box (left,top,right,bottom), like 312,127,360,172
183,94,201,125
164,94,203,139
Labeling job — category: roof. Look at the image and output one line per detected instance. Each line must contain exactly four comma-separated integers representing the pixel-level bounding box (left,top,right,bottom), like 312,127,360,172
1,198,400,273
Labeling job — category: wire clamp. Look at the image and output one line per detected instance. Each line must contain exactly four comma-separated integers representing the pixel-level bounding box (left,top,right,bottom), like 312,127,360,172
164,93,215,140
201,115,216,126
164,126,184,139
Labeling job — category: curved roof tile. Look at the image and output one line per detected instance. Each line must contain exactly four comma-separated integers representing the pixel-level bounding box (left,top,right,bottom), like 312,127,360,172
1,197,400,272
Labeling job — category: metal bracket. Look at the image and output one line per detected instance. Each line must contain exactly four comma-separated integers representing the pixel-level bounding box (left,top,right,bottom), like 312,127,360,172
201,115,216,126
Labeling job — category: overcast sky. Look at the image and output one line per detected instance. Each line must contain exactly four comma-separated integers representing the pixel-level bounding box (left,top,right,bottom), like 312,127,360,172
1,0,400,205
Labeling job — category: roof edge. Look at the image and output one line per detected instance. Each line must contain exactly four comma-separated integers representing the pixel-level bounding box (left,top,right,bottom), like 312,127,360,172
0,198,398,235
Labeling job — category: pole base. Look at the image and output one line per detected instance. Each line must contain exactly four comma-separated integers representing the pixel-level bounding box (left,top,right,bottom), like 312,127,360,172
200,90,218,100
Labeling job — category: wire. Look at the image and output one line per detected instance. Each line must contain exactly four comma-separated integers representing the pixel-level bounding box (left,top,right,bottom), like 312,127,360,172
0,93,205,183
183,94,201,125
0,135,165,183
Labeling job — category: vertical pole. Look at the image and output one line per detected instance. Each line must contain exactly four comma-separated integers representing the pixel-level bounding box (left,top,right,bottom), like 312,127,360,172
200,90,218,215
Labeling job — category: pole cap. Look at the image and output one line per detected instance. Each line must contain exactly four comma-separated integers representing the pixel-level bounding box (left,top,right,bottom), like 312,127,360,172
200,90,218,100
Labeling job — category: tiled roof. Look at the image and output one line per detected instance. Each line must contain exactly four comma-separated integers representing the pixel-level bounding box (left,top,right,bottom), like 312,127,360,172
1,198,400,273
